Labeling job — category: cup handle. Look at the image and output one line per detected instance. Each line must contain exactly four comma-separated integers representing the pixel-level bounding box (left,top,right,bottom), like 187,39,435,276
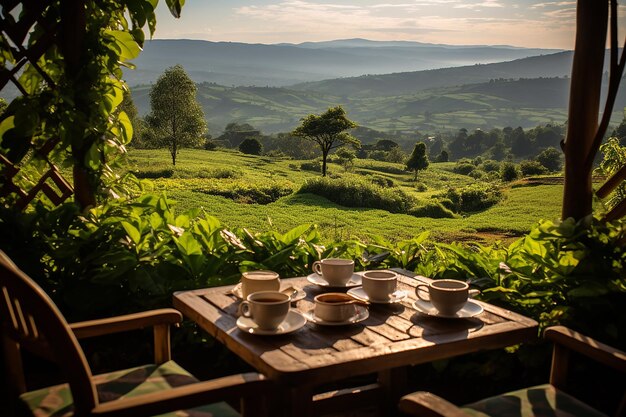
415,284,430,301
469,289,481,298
312,261,323,275
237,301,252,318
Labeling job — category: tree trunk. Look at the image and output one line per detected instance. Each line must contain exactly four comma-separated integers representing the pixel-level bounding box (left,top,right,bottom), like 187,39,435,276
61,0,96,210
562,0,608,220
321,150,328,177
171,141,177,166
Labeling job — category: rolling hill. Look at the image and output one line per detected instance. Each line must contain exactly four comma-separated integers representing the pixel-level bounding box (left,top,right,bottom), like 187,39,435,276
291,52,576,97
123,39,561,87
131,75,626,135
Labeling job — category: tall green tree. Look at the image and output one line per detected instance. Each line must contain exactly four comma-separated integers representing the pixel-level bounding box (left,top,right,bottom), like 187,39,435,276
147,65,206,165
292,106,359,176
406,142,429,180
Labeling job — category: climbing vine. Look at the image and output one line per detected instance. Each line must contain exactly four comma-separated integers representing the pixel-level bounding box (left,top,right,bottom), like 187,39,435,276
0,0,184,209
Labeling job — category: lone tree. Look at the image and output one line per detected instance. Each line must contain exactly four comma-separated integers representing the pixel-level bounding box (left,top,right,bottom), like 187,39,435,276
292,106,359,176
147,65,207,165
406,142,429,180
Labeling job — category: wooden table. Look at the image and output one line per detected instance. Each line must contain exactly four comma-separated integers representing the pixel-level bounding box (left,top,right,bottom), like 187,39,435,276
173,270,538,417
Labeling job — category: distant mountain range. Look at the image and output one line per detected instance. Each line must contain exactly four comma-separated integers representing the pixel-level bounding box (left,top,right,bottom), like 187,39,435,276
124,38,562,87
292,51,576,98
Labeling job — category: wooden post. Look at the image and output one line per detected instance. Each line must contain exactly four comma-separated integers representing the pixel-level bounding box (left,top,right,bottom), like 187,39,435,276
562,0,608,221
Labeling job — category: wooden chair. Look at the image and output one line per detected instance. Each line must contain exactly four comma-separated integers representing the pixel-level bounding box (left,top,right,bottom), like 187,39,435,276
399,326,626,417
0,250,269,417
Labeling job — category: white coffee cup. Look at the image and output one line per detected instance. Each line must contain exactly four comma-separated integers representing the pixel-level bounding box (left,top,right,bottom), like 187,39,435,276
314,293,359,322
362,270,397,302
238,291,290,330
312,258,354,286
415,280,471,316
241,270,280,298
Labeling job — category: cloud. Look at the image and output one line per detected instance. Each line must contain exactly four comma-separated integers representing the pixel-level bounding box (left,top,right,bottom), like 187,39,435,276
454,0,504,9
531,1,575,8
233,0,577,47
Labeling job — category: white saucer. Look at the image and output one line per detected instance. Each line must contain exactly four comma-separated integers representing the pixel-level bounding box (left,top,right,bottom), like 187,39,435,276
413,299,484,319
236,310,307,335
303,305,369,326
347,287,408,304
229,283,307,302
306,273,362,289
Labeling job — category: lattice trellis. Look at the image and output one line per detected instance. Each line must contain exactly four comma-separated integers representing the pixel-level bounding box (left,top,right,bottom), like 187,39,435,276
0,0,73,210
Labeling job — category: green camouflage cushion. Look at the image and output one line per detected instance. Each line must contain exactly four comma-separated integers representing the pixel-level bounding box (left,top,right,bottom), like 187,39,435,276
19,360,240,417
462,384,608,417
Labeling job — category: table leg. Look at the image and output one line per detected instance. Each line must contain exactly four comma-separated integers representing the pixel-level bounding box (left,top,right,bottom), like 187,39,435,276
378,366,409,414
282,387,313,417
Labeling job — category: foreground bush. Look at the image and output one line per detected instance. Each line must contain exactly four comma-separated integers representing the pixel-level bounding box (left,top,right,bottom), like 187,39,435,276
418,217,626,348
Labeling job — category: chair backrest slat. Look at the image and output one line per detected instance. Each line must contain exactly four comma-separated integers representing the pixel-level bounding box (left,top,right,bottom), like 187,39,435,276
0,251,99,413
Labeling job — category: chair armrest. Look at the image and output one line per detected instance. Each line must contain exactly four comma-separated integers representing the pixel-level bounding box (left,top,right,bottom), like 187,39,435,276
399,392,470,417
90,373,268,417
70,309,182,339
544,326,626,372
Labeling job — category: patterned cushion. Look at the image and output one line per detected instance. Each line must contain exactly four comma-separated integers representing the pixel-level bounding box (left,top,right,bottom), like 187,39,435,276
19,360,240,417
462,384,608,417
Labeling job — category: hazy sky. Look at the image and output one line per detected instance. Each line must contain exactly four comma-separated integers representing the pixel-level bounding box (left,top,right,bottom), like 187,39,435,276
152,1,626,49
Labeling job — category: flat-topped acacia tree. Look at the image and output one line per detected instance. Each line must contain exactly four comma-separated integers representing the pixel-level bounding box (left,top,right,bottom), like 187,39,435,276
292,106,359,177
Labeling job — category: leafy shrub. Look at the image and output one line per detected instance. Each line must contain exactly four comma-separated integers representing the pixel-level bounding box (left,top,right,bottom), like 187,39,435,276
453,162,476,175
298,177,415,214
134,168,174,179
300,160,322,172
239,138,263,155
439,184,503,213
357,161,406,175
0,197,339,320
409,201,457,218
520,160,548,176
193,180,293,204
536,147,563,172
415,182,428,192
469,170,484,180
368,175,395,188
202,168,242,179
288,163,300,171
479,160,500,173
204,139,218,150
415,218,626,348
500,161,520,182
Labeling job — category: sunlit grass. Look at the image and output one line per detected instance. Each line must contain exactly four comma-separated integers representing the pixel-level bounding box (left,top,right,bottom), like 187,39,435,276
126,148,562,243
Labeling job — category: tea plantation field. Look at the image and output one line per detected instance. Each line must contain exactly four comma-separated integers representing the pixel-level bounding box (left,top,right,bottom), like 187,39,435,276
125,148,563,243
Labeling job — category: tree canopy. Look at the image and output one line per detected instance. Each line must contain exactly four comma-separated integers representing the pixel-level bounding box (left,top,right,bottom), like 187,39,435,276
292,106,359,176
146,65,207,165
406,142,429,180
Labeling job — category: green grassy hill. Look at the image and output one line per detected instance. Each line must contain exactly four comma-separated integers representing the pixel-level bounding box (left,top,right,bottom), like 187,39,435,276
131,75,626,135
125,148,562,243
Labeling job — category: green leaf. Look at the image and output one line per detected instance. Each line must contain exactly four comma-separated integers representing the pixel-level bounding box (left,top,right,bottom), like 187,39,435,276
105,30,142,61
165,0,185,18
175,232,203,256
0,115,15,138
85,143,101,170
118,110,134,144
121,221,141,244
